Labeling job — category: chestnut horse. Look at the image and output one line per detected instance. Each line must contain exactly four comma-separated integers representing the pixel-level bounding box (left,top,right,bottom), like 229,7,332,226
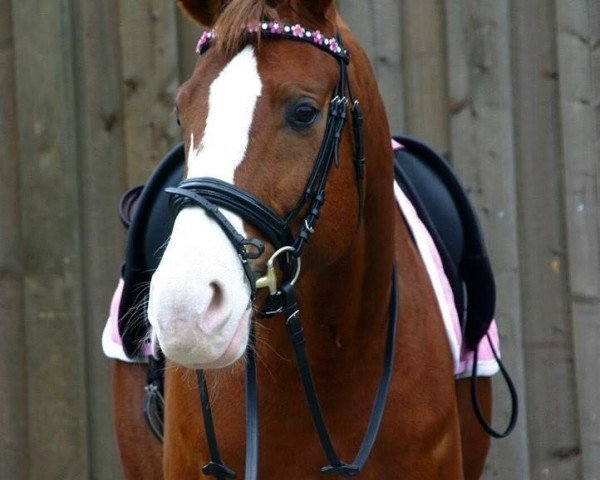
113,0,492,478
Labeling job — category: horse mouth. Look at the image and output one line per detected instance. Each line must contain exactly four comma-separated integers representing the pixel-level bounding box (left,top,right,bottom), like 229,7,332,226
194,309,251,369
153,306,252,370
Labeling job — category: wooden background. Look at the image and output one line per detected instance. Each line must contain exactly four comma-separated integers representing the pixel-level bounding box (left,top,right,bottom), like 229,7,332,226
1,0,598,478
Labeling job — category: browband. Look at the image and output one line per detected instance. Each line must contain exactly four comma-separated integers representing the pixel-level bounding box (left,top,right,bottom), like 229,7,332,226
196,21,350,63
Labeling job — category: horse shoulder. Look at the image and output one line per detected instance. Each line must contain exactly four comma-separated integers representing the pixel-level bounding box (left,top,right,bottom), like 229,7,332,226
378,209,465,478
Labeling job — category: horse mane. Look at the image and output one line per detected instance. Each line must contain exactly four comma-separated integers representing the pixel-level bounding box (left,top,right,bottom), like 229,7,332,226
213,0,279,56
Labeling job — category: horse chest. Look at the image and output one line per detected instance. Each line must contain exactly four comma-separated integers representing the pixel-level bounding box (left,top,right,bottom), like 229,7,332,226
163,328,460,480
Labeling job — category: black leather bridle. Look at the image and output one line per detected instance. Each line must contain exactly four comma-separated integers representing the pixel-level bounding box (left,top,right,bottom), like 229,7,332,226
165,24,398,479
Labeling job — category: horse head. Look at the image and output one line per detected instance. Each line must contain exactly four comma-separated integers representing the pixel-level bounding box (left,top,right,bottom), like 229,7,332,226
148,0,394,370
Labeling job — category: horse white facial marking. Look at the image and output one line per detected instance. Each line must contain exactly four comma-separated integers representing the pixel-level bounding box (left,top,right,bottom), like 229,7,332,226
187,45,262,181
148,46,262,368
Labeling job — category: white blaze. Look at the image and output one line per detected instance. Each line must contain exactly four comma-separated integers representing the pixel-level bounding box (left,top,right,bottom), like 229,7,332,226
148,46,262,368
187,45,262,180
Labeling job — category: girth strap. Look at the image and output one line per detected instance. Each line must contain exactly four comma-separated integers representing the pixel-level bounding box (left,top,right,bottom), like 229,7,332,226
143,354,165,442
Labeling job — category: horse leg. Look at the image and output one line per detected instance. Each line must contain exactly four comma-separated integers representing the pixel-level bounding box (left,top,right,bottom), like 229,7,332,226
456,377,492,480
112,361,163,480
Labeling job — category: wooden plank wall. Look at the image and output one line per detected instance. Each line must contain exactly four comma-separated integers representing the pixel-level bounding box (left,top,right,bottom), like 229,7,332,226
12,2,88,480
0,1,598,479
556,1,600,478
0,0,27,477
444,2,530,477
72,1,127,477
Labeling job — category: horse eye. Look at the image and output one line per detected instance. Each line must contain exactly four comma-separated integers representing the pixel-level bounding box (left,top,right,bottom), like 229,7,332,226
294,105,319,124
286,102,320,131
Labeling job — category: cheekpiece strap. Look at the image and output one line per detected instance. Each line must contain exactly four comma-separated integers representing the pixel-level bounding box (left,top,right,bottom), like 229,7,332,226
196,21,350,63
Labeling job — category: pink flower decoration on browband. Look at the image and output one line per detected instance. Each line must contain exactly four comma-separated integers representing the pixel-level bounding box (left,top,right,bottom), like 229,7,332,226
196,30,214,54
313,30,324,45
291,24,305,37
328,37,339,53
195,21,350,63
247,21,260,33
269,22,283,34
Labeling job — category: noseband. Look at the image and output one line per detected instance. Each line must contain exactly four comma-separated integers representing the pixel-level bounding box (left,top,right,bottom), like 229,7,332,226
164,22,397,479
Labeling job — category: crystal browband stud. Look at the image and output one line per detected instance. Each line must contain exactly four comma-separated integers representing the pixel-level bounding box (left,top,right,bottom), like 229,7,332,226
196,21,350,63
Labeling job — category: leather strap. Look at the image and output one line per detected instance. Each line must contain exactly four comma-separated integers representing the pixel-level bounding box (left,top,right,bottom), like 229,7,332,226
171,178,292,250
168,37,357,265
279,268,399,476
197,370,237,479
143,354,165,442
197,326,260,480
470,334,518,438
244,325,259,480
196,268,398,479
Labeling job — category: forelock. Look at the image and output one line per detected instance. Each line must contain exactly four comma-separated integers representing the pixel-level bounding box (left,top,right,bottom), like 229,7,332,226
213,0,279,56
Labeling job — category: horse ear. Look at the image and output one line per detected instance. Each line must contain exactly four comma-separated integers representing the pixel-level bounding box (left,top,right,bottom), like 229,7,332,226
176,0,227,26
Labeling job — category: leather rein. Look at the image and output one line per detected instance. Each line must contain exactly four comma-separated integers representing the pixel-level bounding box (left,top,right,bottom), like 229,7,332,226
162,24,399,479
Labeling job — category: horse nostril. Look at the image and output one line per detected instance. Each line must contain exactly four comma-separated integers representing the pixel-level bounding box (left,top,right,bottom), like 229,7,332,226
198,281,228,334
208,281,224,313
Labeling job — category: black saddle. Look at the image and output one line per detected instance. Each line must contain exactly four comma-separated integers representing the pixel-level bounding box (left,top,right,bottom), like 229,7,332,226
393,136,495,350
118,143,185,358
117,137,495,357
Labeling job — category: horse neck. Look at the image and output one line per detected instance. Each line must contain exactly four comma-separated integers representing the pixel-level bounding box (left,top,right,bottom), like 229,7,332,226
298,155,395,357
300,238,392,348
279,62,395,364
